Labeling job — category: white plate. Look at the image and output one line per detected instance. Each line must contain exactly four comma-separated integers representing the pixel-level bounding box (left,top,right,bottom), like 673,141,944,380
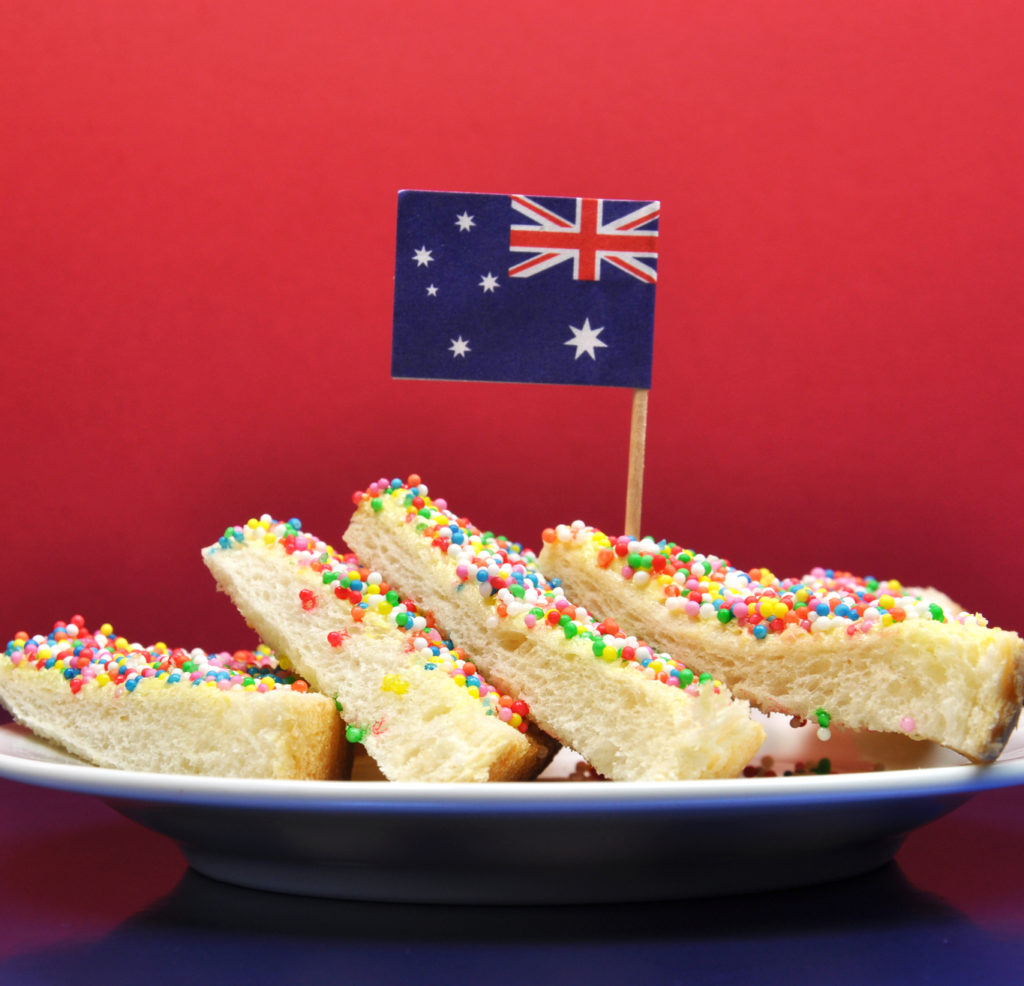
2,716,1023,903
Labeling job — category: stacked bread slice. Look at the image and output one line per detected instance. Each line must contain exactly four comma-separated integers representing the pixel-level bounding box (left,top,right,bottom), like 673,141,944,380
203,516,555,781
537,522,1024,763
0,618,343,779
344,478,765,780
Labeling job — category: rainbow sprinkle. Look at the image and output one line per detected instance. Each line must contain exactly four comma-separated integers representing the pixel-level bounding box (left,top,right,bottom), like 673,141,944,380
351,476,718,696
3,616,309,694
542,521,988,641
206,514,532,731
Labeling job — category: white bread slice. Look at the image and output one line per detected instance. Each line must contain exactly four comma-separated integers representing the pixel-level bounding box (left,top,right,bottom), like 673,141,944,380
203,517,555,782
1,620,343,779
538,523,1024,763
343,478,765,781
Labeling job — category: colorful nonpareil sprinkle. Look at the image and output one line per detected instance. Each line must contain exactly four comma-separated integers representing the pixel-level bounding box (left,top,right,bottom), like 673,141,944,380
3,616,308,694
349,476,719,697
542,521,986,641
205,513,532,731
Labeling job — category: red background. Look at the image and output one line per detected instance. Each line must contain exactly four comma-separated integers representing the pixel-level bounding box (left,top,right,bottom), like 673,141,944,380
2,1,1022,651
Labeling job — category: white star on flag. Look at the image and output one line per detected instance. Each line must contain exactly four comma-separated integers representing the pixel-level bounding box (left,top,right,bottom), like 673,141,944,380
413,246,434,267
426,284,439,297
449,336,471,357
478,272,499,293
564,318,607,360
455,212,475,232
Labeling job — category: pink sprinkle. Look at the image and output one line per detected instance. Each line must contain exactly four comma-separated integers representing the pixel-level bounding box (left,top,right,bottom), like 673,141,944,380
434,498,447,510
621,566,634,579
900,716,916,733
498,707,512,722
684,600,701,617
218,680,233,691
455,565,468,579
10,653,22,666
257,682,268,693
523,614,537,628
685,684,700,696
732,602,749,619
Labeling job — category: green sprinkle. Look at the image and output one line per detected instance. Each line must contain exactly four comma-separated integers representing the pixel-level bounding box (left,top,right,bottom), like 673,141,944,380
698,672,713,684
815,707,831,728
592,640,605,656
563,623,578,640
370,498,383,512
627,552,642,569
717,609,733,624
386,590,401,605
345,725,367,744
322,571,339,584
929,603,946,622
678,668,694,686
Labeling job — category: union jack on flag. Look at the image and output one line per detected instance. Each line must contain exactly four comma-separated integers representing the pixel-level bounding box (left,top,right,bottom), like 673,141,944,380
509,195,659,283
391,190,659,389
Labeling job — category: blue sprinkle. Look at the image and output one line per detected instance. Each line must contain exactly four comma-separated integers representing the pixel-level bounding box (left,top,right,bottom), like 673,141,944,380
816,603,830,616
288,517,302,531
465,675,481,688
835,604,851,618
218,536,231,549
45,658,56,669
753,624,768,639
390,478,402,488
475,569,489,582
63,668,77,679
125,677,139,692
424,662,437,671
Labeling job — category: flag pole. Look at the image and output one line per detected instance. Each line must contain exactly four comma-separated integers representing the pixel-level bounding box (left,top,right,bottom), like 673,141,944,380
624,388,648,537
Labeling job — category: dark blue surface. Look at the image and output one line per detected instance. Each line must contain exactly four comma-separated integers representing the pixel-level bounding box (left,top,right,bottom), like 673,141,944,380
392,190,658,388
2,763,1023,986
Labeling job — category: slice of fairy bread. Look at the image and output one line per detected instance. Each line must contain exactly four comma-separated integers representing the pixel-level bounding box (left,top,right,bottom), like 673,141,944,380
344,477,765,781
204,517,556,782
0,618,344,779
538,523,1024,763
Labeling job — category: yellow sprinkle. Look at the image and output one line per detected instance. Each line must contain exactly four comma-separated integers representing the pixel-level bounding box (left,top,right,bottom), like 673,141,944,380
772,601,789,619
37,646,51,660
879,595,895,610
467,685,480,698
888,579,903,592
99,622,114,636
509,713,523,729
795,588,810,603
453,674,466,687
882,613,894,626
96,673,110,687
246,518,260,529
381,674,410,695
264,533,276,545
366,585,381,595
601,645,618,661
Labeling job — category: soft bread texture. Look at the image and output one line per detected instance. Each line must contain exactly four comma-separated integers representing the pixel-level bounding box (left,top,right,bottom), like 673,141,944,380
539,526,1024,763
344,481,765,781
0,658,343,779
204,522,555,782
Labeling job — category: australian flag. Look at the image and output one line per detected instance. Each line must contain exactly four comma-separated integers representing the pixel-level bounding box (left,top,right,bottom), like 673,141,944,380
391,190,659,389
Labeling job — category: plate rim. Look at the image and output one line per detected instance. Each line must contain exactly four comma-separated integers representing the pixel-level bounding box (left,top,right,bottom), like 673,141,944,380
2,721,1023,812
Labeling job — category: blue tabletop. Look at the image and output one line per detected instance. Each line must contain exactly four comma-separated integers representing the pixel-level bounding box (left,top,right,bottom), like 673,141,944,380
1,765,1023,986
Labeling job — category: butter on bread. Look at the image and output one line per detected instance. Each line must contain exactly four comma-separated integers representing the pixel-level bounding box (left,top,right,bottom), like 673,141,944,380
1,619,344,779
204,516,555,782
344,477,765,781
538,523,1024,763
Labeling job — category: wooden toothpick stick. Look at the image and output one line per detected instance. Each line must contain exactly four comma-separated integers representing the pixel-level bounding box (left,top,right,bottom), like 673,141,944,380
624,388,648,537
